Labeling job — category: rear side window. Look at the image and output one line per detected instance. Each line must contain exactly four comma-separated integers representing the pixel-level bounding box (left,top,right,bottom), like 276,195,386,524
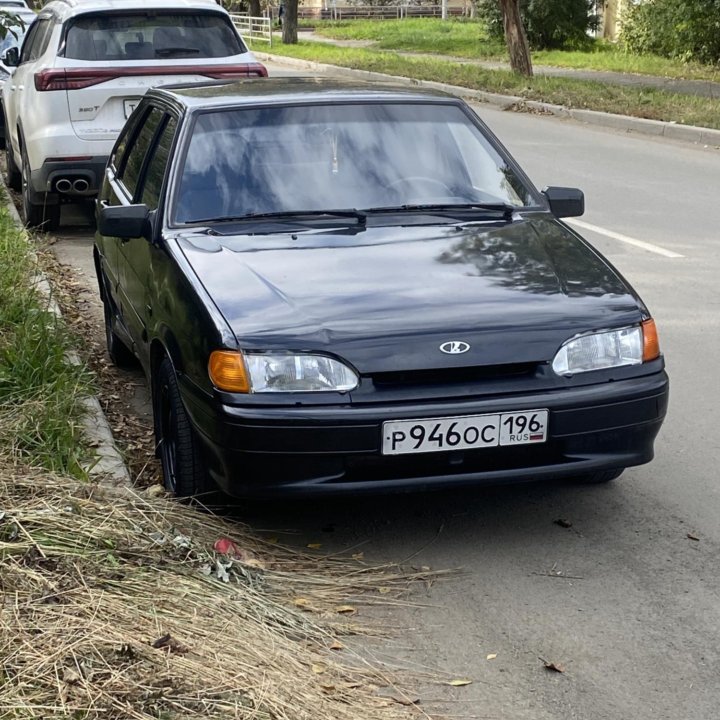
63,11,245,61
20,17,54,63
119,106,165,200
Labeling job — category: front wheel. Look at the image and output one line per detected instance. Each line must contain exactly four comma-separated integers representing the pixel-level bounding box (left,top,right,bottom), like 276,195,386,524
21,145,60,231
154,356,212,498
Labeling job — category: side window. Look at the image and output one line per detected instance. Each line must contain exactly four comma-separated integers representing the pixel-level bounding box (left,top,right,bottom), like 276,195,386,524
20,18,54,63
117,106,164,200
110,106,148,174
139,117,178,211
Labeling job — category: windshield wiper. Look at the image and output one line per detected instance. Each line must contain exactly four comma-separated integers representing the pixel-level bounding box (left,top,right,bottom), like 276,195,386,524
365,202,515,220
192,209,367,226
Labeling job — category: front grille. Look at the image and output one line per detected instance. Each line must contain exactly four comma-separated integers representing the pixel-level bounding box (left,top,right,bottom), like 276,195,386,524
369,363,537,388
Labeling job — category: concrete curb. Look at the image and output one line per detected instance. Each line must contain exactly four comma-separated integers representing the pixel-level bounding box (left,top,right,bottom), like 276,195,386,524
255,52,720,147
1,183,131,488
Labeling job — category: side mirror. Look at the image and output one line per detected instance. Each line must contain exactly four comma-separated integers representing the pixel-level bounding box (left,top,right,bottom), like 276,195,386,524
98,203,150,240
542,186,584,218
2,47,19,68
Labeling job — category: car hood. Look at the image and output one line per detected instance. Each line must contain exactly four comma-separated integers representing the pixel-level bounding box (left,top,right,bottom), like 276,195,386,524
178,214,644,373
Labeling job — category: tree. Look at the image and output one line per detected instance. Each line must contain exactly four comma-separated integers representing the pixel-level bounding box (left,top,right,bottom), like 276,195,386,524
498,0,533,76
282,0,298,44
249,0,261,17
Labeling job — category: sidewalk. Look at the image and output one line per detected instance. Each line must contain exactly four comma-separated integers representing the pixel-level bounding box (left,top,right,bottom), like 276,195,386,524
299,31,720,100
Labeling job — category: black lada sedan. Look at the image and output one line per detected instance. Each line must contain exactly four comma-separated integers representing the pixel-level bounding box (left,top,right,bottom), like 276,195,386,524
94,78,668,498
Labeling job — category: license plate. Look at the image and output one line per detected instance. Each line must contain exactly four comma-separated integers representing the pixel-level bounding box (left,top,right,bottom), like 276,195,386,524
123,98,141,119
382,410,548,456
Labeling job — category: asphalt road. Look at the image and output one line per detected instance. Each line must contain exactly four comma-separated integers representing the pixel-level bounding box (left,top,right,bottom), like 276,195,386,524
49,60,720,719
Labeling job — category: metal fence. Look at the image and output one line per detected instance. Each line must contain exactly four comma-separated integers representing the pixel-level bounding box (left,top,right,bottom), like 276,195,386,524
300,5,468,20
230,14,273,47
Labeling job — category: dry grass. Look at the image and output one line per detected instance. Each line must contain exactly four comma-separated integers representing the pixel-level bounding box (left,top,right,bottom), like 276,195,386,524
0,461,448,719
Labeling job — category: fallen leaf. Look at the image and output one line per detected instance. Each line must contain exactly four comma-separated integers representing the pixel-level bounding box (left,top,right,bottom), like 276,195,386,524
329,640,344,650
554,518,573,528
391,695,421,706
378,586,392,594
335,605,357,615
312,663,328,674
292,597,310,608
151,633,189,654
352,552,365,561
265,536,279,544
145,484,165,498
486,653,497,660
447,678,472,687
543,661,565,673
320,683,336,692
63,668,81,684
687,532,700,542
307,542,322,550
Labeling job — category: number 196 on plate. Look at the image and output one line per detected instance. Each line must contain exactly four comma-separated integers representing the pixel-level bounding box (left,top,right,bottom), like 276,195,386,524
382,409,548,455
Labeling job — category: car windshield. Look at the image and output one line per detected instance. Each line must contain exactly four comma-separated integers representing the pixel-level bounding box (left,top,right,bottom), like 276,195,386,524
64,11,244,61
173,102,536,224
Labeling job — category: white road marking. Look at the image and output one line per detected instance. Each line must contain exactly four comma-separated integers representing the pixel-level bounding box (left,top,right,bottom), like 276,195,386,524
566,218,685,259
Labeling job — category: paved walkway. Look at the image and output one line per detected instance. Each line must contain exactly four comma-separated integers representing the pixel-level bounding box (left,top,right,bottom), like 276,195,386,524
298,31,720,99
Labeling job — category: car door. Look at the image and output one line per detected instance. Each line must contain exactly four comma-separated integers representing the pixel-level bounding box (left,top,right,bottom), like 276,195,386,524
95,107,146,324
5,15,53,153
114,104,179,369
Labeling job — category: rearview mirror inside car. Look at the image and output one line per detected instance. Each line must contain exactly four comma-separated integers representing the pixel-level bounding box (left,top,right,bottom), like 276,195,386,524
542,186,585,218
98,203,150,240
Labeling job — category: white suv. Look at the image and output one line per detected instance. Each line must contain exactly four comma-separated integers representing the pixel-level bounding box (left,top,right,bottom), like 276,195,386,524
2,0,266,230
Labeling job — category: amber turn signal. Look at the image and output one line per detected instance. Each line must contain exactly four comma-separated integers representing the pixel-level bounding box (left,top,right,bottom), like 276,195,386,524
208,350,250,393
642,319,660,362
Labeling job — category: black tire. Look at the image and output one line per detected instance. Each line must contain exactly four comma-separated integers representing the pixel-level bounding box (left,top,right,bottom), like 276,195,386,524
5,135,20,191
21,144,60,231
103,298,136,368
572,469,624,485
154,356,212,498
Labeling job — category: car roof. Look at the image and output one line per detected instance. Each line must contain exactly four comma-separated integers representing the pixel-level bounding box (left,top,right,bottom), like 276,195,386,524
151,77,462,110
42,0,225,22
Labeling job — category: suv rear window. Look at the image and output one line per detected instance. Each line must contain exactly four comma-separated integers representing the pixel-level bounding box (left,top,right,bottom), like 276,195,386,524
63,12,245,61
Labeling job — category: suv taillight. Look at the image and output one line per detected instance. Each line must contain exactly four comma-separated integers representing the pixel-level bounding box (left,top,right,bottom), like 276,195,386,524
34,63,268,91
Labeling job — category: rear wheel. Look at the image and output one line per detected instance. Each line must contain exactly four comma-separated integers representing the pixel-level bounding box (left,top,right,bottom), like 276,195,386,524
154,356,212,498
21,144,60,231
5,133,20,191
572,469,624,485
103,298,136,368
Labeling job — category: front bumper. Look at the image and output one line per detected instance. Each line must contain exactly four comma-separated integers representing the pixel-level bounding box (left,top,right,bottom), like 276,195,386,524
182,371,669,497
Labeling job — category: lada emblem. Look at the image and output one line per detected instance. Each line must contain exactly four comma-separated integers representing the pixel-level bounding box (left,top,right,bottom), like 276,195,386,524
439,341,470,355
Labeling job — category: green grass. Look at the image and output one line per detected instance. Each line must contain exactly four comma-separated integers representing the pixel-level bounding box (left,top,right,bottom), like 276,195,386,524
0,205,91,476
308,18,720,82
310,18,505,59
268,41,720,130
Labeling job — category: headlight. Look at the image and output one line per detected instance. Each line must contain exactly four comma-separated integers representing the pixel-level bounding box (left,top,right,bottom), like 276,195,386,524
552,322,659,376
246,353,358,392
209,350,359,393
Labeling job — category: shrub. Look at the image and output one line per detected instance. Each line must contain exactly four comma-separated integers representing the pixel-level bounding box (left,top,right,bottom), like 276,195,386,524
476,0,598,51
621,0,720,64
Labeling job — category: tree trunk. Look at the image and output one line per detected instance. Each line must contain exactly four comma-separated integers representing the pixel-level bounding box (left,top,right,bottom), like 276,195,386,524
498,0,533,77
249,0,261,17
282,0,298,44
602,0,619,41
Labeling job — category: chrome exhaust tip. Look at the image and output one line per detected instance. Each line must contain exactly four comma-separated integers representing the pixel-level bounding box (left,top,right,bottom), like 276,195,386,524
72,178,89,193
55,178,72,193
